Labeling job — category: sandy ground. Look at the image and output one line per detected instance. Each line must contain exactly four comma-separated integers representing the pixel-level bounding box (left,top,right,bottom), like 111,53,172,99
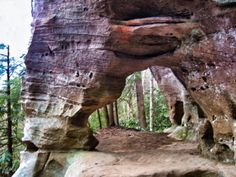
64,128,236,177
96,127,180,152
85,127,235,177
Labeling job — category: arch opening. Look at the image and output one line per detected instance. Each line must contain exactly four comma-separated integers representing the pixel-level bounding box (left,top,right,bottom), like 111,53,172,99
88,69,171,133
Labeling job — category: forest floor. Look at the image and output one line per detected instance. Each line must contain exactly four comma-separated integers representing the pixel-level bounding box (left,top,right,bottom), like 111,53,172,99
95,127,182,153
78,127,236,177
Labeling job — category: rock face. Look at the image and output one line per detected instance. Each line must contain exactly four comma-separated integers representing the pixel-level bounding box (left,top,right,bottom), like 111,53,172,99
15,0,236,176
150,66,204,141
150,66,203,127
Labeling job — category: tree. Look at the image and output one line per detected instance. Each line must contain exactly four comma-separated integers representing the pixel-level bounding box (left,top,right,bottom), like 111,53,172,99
149,73,154,131
88,69,170,132
103,106,110,127
0,44,13,176
108,104,115,127
96,109,102,129
0,44,25,176
135,72,147,130
114,101,119,126
117,74,137,120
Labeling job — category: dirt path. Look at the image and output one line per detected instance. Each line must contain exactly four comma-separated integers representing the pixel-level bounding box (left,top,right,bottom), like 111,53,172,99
95,127,195,153
79,127,236,177
63,128,236,177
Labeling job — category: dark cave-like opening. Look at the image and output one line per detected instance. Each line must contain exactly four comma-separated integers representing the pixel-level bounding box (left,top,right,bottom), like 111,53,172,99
201,120,214,149
174,101,184,125
109,0,193,20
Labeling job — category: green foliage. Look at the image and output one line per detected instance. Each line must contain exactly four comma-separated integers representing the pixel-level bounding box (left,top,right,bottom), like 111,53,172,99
0,44,25,175
0,77,25,175
0,152,11,174
119,118,140,129
0,63,5,75
0,43,6,50
145,87,171,132
88,111,107,133
118,70,170,132
117,73,139,129
89,70,171,133
0,151,20,175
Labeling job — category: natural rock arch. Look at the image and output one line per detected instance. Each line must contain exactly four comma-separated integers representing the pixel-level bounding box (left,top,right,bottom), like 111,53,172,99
16,1,236,175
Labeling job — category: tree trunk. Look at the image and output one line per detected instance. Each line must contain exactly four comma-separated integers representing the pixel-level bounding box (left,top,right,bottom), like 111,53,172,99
97,109,102,129
108,103,115,127
135,72,147,129
149,74,154,131
114,101,119,126
103,106,110,127
127,102,131,119
6,45,13,176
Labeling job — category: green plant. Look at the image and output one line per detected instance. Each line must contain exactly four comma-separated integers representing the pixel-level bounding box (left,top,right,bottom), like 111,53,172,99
0,78,25,176
0,44,25,176
88,110,107,133
119,117,140,129
88,70,171,133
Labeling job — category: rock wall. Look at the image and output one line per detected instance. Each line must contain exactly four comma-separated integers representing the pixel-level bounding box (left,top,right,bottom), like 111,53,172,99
15,0,236,176
151,66,203,127
150,66,204,141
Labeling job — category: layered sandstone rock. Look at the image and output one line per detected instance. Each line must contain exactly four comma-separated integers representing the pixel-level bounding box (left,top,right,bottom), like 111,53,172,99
14,0,236,176
150,66,203,141
150,67,203,127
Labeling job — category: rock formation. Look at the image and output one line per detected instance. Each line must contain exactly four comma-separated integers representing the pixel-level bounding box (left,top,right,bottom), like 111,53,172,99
150,66,204,141
14,0,236,176
150,67,202,127
15,128,236,177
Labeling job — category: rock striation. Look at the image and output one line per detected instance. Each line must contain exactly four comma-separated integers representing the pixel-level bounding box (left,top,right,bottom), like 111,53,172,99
14,0,236,176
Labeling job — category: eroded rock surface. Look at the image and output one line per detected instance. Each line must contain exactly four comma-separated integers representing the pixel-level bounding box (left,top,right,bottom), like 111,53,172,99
151,67,203,126
150,66,204,141
15,128,236,177
15,0,236,176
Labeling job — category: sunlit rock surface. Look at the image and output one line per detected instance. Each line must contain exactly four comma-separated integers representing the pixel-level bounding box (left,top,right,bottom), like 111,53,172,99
14,0,236,176
14,128,236,177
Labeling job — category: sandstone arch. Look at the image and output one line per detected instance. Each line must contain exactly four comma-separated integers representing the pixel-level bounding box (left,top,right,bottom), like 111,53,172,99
17,1,236,175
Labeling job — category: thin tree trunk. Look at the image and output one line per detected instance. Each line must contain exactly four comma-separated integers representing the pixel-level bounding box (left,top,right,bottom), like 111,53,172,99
97,109,102,129
128,97,136,119
149,75,154,131
135,72,147,130
6,45,13,176
108,104,115,127
103,106,110,127
123,102,127,119
114,101,119,126
127,102,131,119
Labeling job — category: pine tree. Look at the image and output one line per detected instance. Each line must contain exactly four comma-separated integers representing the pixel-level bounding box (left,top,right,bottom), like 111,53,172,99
0,44,25,176
149,73,154,131
135,72,147,130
